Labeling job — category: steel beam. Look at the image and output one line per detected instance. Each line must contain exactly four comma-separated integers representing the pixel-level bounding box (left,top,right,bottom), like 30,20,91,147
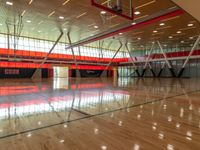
178,35,200,77
125,43,140,77
41,32,63,67
31,31,63,78
101,42,123,77
141,43,155,77
67,32,78,70
157,41,176,77
157,62,166,77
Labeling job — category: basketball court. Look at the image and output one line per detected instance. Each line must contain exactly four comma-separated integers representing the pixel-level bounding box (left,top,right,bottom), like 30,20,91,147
0,0,200,149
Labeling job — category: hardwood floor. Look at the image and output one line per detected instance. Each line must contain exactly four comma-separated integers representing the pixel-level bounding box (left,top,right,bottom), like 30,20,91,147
0,78,200,149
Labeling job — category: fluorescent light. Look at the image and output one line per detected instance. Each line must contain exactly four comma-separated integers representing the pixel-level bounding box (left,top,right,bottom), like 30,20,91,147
187,23,193,27
62,0,70,5
59,16,64,19
6,1,13,5
134,11,141,15
159,23,165,26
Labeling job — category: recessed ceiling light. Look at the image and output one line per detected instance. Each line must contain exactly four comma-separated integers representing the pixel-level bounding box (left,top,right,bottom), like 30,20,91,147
94,25,99,29
177,31,181,34
189,37,193,39
153,30,158,33
137,37,141,40
6,1,13,5
132,22,136,25
159,23,165,26
26,20,31,23
169,36,173,39
59,16,64,19
100,11,106,15
187,23,193,27
63,28,67,31
119,33,123,35
134,11,141,15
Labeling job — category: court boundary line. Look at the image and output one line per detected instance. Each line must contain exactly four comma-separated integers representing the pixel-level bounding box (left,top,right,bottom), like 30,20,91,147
0,89,200,139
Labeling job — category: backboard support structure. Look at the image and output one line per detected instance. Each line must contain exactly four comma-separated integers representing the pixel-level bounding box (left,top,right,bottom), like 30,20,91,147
91,0,134,20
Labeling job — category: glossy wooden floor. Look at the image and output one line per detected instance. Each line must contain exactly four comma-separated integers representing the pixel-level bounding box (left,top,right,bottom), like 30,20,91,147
0,78,200,150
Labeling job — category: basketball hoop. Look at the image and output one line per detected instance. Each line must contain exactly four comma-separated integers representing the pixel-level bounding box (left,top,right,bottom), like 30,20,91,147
92,0,134,20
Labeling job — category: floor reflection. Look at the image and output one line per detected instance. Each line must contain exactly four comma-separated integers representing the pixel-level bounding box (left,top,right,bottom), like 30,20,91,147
0,77,200,138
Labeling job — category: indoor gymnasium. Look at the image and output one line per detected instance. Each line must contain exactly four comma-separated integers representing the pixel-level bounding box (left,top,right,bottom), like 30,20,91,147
0,0,200,149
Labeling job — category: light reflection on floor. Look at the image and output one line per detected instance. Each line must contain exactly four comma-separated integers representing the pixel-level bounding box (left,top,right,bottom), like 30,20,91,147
0,77,200,139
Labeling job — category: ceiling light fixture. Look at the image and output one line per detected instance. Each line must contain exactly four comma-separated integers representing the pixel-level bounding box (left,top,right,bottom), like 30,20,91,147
159,23,165,26
153,30,158,33
94,25,99,29
134,11,141,15
29,0,33,5
177,31,181,34
26,20,31,23
189,37,194,39
169,36,173,39
119,33,123,35
100,11,106,15
76,12,87,19
6,1,13,5
187,23,193,27
137,37,141,40
59,16,64,19
48,11,55,17
62,0,70,5
132,22,136,25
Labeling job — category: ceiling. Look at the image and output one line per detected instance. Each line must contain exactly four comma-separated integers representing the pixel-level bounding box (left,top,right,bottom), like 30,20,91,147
0,0,199,51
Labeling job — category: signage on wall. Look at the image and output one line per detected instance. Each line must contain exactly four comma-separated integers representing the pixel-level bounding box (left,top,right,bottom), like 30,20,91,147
4,69,20,75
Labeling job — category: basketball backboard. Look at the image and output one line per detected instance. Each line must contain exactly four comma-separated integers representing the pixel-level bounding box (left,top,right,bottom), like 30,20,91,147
91,0,134,20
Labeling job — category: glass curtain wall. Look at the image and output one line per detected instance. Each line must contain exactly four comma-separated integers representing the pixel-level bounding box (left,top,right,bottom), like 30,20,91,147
0,34,128,58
